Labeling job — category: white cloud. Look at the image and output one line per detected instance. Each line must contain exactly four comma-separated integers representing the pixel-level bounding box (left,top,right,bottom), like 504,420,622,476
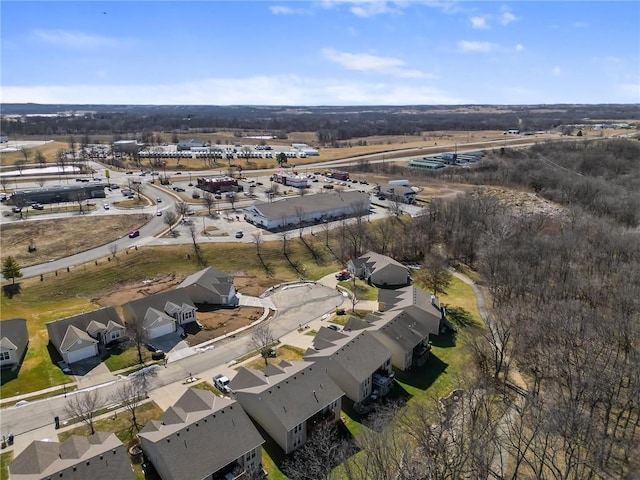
320,0,402,18
572,21,589,28
322,49,434,78
269,5,311,15
457,41,496,53
500,11,516,25
552,66,561,76
31,29,124,49
470,16,489,29
515,44,525,52
0,76,462,105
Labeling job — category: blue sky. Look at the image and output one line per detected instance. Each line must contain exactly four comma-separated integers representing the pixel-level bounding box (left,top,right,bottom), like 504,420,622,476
2,1,639,105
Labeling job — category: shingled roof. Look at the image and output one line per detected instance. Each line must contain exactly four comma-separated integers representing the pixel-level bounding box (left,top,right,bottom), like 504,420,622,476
179,266,235,298
138,389,263,480
45,307,123,352
10,432,133,480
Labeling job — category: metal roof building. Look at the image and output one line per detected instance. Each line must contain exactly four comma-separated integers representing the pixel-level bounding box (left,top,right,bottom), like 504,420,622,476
243,190,370,231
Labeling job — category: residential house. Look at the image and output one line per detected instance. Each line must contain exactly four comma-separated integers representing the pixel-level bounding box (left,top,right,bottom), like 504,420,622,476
9,432,134,480
179,267,236,306
46,307,125,364
0,318,28,368
348,251,411,288
377,183,416,204
344,286,444,371
303,328,394,406
230,360,344,454
138,388,264,480
121,289,197,340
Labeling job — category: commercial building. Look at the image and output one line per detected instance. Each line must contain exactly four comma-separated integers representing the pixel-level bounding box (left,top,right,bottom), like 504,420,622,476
10,183,106,205
177,139,207,151
243,190,370,231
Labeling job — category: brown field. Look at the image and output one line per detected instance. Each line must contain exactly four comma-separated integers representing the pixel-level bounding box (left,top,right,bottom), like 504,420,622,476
0,214,146,267
0,141,69,166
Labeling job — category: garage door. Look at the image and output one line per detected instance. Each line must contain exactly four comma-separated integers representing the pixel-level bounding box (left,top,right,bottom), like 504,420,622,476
148,322,174,339
66,345,97,364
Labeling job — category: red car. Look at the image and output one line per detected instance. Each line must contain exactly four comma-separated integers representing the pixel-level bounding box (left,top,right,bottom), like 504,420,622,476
335,270,350,281
128,230,140,238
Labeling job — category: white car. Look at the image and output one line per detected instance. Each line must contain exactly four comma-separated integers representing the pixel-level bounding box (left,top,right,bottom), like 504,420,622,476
103,203,110,210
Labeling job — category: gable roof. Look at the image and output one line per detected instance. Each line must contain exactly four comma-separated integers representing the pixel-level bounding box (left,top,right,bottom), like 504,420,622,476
60,325,98,352
231,361,343,431
46,308,123,351
138,389,263,480
9,433,133,480
179,267,234,298
351,251,409,275
368,309,436,350
245,191,370,223
122,289,195,322
0,318,28,354
305,329,391,383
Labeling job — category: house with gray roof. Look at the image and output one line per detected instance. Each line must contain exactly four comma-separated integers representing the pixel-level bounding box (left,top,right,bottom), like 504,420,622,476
46,308,125,364
304,328,393,406
243,191,370,231
179,267,236,306
9,432,134,480
230,360,344,454
377,183,416,204
348,251,411,288
0,318,29,368
344,286,444,371
121,289,197,340
138,388,264,480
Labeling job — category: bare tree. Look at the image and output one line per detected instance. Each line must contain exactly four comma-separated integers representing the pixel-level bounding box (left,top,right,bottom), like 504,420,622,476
70,190,87,214
64,389,104,435
36,178,45,188
19,147,31,164
202,191,215,216
128,179,144,200
164,210,178,233
0,176,9,193
15,159,27,175
109,243,119,258
418,254,452,296
227,192,237,211
295,206,306,238
174,200,189,217
113,380,146,434
126,316,148,366
249,324,276,366
283,422,356,480
252,230,263,256
188,222,206,266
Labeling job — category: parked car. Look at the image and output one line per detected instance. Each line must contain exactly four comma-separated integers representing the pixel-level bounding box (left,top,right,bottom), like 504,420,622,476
213,374,231,393
125,171,134,175
235,231,244,238
129,230,140,238
103,203,110,210
32,203,44,210
335,270,350,281
151,350,165,360
328,324,341,332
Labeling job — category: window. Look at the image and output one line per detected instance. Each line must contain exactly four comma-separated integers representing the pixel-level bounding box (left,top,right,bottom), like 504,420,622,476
111,331,121,340
0,351,10,361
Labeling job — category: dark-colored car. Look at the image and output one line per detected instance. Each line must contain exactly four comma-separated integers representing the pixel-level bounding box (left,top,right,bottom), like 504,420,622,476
129,230,140,238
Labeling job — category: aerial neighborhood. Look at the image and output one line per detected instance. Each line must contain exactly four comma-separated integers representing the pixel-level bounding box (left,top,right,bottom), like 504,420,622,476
3,250,452,479
1,101,638,480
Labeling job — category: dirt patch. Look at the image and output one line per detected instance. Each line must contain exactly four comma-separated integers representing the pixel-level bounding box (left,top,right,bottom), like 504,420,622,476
92,272,273,346
1,214,147,267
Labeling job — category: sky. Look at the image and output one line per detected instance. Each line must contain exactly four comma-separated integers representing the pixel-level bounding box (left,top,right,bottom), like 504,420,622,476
1,1,639,105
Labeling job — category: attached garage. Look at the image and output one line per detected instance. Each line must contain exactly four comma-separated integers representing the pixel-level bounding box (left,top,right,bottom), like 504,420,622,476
65,341,99,364
147,321,175,340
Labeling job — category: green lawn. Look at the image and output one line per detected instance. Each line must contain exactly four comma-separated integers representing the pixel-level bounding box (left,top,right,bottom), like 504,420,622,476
338,278,378,300
0,451,13,480
0,240,344,399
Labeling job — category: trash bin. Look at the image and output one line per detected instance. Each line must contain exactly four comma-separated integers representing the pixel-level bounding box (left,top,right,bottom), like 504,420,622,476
54,416,60,430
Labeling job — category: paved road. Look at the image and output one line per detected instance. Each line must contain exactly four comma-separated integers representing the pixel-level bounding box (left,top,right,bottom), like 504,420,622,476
0,282,343,443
